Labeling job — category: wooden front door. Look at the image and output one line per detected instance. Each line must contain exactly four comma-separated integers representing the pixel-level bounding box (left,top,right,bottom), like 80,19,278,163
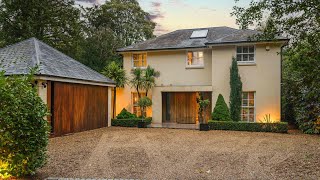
48,81,108,136
162,92,212,124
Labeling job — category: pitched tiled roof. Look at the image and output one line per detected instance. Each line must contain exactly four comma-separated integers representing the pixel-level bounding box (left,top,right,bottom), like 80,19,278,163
0,38,115,85
117,26,288,52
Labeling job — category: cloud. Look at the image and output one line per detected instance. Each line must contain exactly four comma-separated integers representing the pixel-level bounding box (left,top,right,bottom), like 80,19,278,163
148,1,165,21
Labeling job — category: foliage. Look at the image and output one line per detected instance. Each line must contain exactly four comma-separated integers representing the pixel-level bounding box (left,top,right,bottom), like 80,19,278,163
112,117,152,127
0,71,50,177
229,57,242,122
0,0,85,59
116,108,137,119
79,28,123,72
137,96,152,118
102,61,127,88
208,120,288,133
130,68,145,98
197,92,211,124
283,41,320,134
143,66,160,96
102,61,127,118
86,0,155,47
130,66,160,98
232,0,320,134
212,94,231,121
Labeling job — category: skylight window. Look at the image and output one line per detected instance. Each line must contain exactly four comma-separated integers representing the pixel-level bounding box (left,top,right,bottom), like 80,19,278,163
190,29,208,39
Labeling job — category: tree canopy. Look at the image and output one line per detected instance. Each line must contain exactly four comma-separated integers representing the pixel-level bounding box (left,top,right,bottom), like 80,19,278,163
232,0,320,134
0,0,85,59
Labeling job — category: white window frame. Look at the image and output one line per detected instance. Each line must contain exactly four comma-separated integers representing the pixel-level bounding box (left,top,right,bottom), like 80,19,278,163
185,50,205,68
131,53,147,69
236,45,256,64
241,91,256,122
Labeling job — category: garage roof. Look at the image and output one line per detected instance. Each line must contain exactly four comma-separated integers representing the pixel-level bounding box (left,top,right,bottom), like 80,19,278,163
117,26,288,52
0,38,115,85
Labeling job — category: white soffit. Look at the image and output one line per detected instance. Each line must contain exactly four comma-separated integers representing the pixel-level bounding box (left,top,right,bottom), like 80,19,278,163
190,29,209,38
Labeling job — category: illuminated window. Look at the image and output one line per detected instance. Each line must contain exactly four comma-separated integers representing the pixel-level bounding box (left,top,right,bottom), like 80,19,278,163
186,51,204,68
236,46,255,63
241,92,255,122
132,53,147,68
132,92,146,116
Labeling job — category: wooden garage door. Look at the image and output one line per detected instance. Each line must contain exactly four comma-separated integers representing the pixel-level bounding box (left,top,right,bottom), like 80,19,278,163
162,92,212,124
48,81,108,136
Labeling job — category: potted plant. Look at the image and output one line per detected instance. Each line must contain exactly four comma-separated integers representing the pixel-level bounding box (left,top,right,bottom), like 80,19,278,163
197,92,210,131
137,96,152,128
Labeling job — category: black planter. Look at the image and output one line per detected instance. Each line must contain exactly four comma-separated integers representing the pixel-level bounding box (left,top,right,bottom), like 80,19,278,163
138,121,147,128
199,123,209,131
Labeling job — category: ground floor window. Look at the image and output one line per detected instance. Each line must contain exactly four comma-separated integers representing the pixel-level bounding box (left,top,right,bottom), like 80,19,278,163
132,92,146,116
241,92,255,122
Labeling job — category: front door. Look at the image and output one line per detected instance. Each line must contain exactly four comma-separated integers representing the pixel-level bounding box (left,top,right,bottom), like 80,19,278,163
162,92,212,124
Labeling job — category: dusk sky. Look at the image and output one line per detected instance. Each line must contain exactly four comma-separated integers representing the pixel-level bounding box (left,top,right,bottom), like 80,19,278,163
76,0,252,35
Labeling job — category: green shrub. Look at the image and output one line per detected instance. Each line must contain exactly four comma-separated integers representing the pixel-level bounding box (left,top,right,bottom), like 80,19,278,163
112,117,152,127
208,120,288,133
116,108,137,119
212,94,231,121
0,72,50,178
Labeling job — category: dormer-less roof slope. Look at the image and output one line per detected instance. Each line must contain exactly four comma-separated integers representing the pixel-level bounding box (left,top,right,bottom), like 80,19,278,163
0,38,114,85
117,26,288,52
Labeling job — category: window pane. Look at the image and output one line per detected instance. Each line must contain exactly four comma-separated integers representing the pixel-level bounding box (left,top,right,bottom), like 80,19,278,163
249,108,254,114
243,54,248,61
242,99,248,106
133,54,147,67
187,51,204,66
243,92,248,99
242,114,248,121
249,115,255,122
249,100,254,106
249,54,254,61
237,54,242,61
249,46,254,53
198,52,203,58
249,92,254,99
243,46,249,53
237,47,242,53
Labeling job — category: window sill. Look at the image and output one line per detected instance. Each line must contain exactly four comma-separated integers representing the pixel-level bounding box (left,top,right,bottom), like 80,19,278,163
186,66,204,69
237,62,256,66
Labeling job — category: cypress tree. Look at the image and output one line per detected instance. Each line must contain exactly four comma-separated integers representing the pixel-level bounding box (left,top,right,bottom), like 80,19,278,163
212,94,231,121
229,57,243,121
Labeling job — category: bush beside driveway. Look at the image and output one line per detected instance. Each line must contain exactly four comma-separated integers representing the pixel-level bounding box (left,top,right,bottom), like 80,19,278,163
36,127,320,180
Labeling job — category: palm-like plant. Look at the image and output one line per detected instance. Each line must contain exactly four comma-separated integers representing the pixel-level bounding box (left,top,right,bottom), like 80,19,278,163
102,61,127,118
130,68,144,98
144,66,160,96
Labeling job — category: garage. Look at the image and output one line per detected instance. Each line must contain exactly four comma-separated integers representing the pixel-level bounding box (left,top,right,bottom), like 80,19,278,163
162,92,212,124
0,38,115,137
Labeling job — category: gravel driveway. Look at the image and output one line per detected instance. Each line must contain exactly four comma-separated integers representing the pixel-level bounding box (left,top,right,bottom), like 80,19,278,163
35,127,320,180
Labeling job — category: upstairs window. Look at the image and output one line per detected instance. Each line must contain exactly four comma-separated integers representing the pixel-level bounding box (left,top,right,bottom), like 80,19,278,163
186,51,204,68
236,46,255,63
132,53,147,68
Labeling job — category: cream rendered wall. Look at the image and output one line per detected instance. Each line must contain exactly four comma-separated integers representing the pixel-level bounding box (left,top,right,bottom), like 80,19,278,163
116,49,212,119
37,80,48,120
212,44,282,122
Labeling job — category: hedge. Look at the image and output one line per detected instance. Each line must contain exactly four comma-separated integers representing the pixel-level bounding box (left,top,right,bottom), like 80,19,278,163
112,118,152,127
208,120,288,133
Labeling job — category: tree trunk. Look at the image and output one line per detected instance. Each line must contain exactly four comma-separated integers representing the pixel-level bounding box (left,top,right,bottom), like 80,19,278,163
113,87,116,119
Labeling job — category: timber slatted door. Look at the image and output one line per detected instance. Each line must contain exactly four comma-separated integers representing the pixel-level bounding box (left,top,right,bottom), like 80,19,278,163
163,92,198,124
162,92,212,124
52,82,108,136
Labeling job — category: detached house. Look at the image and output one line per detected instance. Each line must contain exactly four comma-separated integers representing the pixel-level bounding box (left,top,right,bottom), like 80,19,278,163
117,26,288,124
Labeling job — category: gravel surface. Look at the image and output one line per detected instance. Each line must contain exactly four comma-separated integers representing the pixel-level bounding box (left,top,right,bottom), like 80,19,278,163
34,127,320,180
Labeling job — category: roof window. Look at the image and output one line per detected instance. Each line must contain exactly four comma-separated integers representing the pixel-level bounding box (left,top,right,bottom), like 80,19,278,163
190,29,208,39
